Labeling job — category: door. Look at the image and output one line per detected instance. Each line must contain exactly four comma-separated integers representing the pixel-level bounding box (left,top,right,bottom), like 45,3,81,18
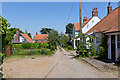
111,35,116,60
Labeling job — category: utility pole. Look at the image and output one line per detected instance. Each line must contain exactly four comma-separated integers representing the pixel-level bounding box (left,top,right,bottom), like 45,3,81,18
79,0,82,42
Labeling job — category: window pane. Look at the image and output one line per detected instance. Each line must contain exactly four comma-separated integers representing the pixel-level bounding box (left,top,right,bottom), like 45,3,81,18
117,35,120,41
118,42,120,49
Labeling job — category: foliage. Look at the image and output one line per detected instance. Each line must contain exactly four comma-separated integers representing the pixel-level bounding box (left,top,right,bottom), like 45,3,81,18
48,29,58,51
59,33,69,47
12,43,49,49
0,16,11,50
40,28,53,34
76,33,96,57
67,45,73,50
65,23,74,40
98,32,108,59
27,33,32,38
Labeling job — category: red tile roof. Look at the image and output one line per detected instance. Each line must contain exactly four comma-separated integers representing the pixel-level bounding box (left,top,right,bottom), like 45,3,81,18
74,17,92,31
33,34,48,40
14,33,33,43
20,33,33,43
86,7,120,34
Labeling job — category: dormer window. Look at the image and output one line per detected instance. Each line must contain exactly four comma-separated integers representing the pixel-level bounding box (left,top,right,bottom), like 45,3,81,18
87,25,89,28
38,40,41,42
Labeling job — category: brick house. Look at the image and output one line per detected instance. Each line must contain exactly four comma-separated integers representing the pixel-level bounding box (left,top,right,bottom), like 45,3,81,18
86,3,120,61
12,29,33,43
33,33,48,43
72,8,101,49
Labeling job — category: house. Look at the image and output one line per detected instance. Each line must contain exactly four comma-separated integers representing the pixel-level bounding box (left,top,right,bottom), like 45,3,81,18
85,3,120,61
12,29,33,43
72,8,101,49
33,33,48,43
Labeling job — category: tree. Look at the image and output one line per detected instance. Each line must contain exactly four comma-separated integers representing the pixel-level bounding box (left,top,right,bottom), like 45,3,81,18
27,33,32,38
59,33,69,47
40,28,53,34
0,16,11,51
48,29,58,51
65,23,74,40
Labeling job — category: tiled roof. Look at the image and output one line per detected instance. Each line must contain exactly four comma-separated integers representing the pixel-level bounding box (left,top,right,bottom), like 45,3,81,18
20,33,33,43
86,7,120,34
33,34,48,40
14,33,33,43
74,17,92,31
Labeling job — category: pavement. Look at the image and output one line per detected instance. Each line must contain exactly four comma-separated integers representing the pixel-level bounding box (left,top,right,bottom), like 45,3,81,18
2,48,118,78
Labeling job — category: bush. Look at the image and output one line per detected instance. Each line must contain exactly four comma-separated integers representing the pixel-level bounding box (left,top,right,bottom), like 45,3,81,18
12,44,23,49
22,43,32,49
67,45,73,50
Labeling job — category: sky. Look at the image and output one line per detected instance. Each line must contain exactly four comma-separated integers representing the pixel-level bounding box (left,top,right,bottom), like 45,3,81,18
2,2,119,37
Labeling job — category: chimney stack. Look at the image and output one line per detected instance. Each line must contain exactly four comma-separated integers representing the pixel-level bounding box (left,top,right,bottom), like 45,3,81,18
16,29,19,43
83,17,87,23
107,2,112,14
92,8,98,17
36,32,38,35
25,30,27,34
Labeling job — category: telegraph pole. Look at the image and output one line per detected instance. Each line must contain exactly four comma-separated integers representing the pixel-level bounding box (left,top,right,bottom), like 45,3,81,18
79,0,82,43
79,0,82,34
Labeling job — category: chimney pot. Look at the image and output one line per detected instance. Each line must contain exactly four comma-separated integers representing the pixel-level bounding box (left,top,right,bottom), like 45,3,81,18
83,17,87,23
92,8,98,17
107,2,112,14
36,32,38,35
25,30,27,34
15,28,19,43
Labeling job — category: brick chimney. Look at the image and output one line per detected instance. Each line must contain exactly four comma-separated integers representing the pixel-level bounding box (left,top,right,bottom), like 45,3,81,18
83,17,87,23
25,30,27,34
107,2,112,14
15,29,19,43
92,8,98,17
36,32,38,35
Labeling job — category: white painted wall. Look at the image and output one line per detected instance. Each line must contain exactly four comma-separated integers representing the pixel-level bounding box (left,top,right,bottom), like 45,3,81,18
20,36,25,42
82,16,101,34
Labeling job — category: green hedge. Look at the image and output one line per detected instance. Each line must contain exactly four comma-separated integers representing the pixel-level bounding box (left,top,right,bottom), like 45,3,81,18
12,43,49,49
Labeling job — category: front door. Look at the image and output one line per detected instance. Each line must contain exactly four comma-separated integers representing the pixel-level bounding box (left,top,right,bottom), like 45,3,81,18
111,35,116,60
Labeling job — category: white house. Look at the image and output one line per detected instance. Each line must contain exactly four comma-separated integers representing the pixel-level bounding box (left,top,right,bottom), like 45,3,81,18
12,29,33,43
85,3,120,61
72,8,101,49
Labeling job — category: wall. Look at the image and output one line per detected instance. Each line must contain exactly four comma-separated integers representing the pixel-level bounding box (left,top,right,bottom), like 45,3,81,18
82,16,101,34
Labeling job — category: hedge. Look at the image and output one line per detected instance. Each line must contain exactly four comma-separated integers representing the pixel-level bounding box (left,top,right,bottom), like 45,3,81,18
12,43,49,49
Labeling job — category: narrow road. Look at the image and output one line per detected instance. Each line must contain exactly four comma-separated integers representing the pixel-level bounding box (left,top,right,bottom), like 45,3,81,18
2,48,118,78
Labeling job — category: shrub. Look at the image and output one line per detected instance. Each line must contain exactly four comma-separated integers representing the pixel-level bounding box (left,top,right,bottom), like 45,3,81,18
22,43,32,49
67,45,73,50
46,49,54,55
12,44,23,49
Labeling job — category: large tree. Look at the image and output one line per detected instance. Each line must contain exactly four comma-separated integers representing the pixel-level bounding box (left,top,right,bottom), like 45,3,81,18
48,29,58,50
27,33,32,38
0,16,11,51
65,23,74,40
40,28,53,34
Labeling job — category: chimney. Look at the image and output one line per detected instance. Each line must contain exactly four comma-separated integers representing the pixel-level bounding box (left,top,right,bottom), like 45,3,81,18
92,8,98,17
36,32,38,35
16,29,19,43
25,30,27,34
83,17,87,23
107,2,112,14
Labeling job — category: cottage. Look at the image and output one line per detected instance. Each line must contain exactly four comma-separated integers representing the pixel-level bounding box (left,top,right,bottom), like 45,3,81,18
72,8,101,49
12,29,33,43
86,3,120,61
33,33,48,43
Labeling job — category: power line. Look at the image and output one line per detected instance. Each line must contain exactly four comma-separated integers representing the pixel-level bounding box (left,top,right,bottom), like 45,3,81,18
66,0,74,23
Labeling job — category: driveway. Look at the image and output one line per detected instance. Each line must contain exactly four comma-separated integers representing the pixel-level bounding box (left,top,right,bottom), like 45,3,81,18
2,48,118,78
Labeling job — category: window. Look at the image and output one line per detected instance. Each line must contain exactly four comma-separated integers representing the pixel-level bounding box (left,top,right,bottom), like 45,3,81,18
44,40,47,42
38,40,41,42
92,20,94,23
117,35,120,49
96,37,100,45
87,25,89,28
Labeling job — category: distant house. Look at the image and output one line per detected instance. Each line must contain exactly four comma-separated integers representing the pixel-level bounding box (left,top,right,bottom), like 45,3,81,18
72,8,101,49
12,29,33,43
33,33,48,43
85,3,120,61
